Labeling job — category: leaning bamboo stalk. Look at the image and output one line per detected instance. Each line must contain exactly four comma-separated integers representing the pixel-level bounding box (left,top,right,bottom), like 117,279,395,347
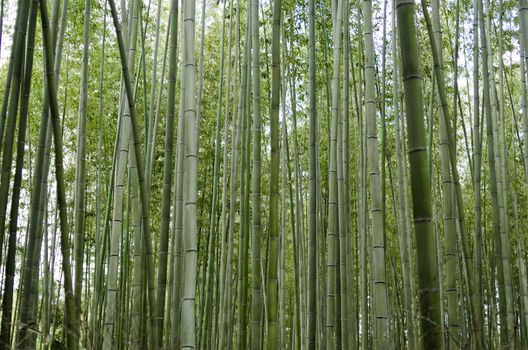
17,0,68,345
0,0,21,165
107,0,159,345
0,0,31,270
38,0,78,346
421,1,484,346
0,0,37,346
104,0,139,344
430,0,460,345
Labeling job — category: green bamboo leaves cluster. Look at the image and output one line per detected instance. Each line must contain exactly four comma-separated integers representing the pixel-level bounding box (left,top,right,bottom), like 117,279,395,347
0,0,527,348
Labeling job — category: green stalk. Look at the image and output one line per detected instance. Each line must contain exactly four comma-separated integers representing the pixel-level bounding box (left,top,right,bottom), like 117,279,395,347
179,1,198,349
364,0,390,344
236,4,252,347
392,6,415,347
251,0,264,346
0,0,37,346
38,0,77,346
396,0,442,346
107,0,159,345
202,1,228,347
307,0,318,346
326,1,342,348
266,0,281,348
430,0,459,345
155,0,179,343
0,0,32,269
72,0,91,342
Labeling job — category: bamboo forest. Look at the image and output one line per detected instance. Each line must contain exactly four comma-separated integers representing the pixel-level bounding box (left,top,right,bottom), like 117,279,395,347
1,0,528,347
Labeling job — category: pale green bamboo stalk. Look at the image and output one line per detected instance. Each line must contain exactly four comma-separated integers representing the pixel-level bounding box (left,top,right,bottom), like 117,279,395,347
16,0,66,342
342,2,356,348
72,0,91,342
104,0,140,343
38,0,77,346
363,0,390,345
307,0,318,346
287,68,303,350
107,0,159,345
392,8,415,347
290,70,307,350
421,1,484,345
202,1,228,347
513,187,528,348
279,80,287,350
477,1,508,346
131,151,145,350
218,0,238,345
336,2,347,344
195,0,206,137
42,210,50,350
169,72,185,349
432,168,446,347
0,0,31,272
216,0,234,344
266,0,281,347
117,165,132,349
481,5,509,345
520,26,528,348
251,0,264,346
241,20,254,346
354,8,369,348
521,0,528,182
180,0,198,348
497,0,515,339
104,101,132,349
144,0,162,184
326,1,342,348
90,1,107,346
0,0,3,55
166,14,185,347
472,0,485,343
430,0,459,345
0,0,37,346
0,0,23,182
225,0,243,342
194,0,210,334
155,0,179,344
236,3,252,347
